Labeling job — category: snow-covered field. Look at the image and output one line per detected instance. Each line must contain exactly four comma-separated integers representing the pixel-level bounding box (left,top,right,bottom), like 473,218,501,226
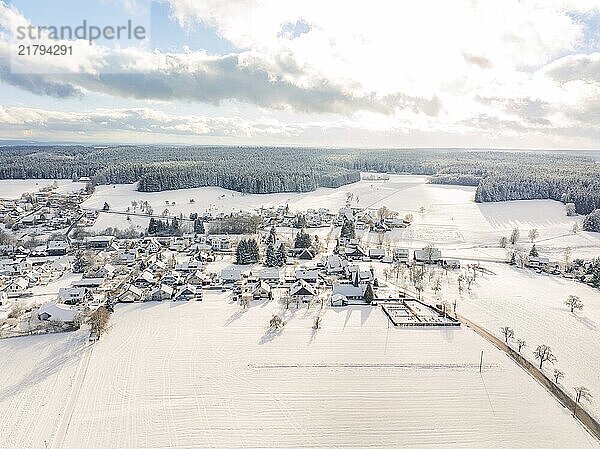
82,176,600,259
438,263,600,419
1,292,598,449
0,179,85,199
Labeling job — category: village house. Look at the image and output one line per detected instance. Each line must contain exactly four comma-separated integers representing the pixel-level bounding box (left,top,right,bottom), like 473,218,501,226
252,281,272,300
117,249,137,266
187,270,211,286
117,284,145,302
95,263,117,278
393,248,410,264
143,238,162,255
147,284,174,301
344,245,368,261
526,256,551,269
368,248,386,260
38,302,77,323
320,254,348,275
256,268,281,285
174,284,202,301
414,248,442,264
221,267,245,283
442,259,461,269
85,235,116,249
332,282,367,301
208,235,232,252
3,277,30,297
295,269,319,283
330,293,348,307
134,270,157,288
289,280,317,303
57,287,89,305
161,271,182,286
46,240,69,256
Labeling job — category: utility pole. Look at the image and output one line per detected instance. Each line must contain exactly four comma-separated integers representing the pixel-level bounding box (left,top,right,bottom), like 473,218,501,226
479,350,484,373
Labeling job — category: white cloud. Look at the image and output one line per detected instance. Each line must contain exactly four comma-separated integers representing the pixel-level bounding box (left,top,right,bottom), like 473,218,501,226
0,0,599,147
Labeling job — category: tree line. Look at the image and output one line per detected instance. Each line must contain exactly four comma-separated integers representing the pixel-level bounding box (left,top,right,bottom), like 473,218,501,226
1,146,598,215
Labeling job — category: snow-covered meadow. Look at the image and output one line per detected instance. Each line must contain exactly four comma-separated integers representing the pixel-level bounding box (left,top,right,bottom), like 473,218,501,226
82,175,600,259
0,179,85,199
1,292,598,449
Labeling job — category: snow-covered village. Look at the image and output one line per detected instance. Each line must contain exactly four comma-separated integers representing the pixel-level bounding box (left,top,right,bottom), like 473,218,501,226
0,166,599,448
2,1,600,447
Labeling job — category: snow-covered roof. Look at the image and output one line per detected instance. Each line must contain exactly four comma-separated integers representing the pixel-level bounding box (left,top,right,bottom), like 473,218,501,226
332,283,366,298
290,280,316,297
38,302,77,322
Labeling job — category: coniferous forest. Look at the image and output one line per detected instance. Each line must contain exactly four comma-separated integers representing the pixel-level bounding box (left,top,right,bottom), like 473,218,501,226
0,145,598,214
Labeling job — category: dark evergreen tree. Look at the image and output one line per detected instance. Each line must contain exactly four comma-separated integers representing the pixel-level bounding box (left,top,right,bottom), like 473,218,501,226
248,239,260,263
277,243,287,266
266,226,277,246
72,251,85,273
294,229,312,248
265,243,278,267
583,209,600,232
340,219,356,239
363,283,375,303
193,219,205,234
529,244,539,257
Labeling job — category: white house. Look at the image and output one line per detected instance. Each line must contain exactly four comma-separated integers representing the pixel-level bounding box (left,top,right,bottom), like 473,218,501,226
174,284,201,301
295,269,319,283
57,287,88,305
147,284,174,301
221,267,244,283
46,240,69,256
117,285,144,302
4,277,29,296
289,280,316,303
332,282,367,300
368,248,386,260
414,248,442,264
38,302,77,323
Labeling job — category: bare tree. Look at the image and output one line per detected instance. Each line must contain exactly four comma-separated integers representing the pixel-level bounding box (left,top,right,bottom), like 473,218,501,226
414,282,424,299
240,294,251,310
565,295,584,314
87,306,110,339
500,326,514,344
572,222,579,234
432,277,442,296
499,236,508,248
528,228,539,243
563,247,573,268
312,316,321,330
553,369,564,384
516,338,527,353
573,386,593,415
515,250,528,268
269,314,285,331
533,344,557,370
465,275,475,291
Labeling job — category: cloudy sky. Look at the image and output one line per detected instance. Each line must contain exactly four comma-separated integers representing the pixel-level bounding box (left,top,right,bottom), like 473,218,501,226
0,0,598,148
